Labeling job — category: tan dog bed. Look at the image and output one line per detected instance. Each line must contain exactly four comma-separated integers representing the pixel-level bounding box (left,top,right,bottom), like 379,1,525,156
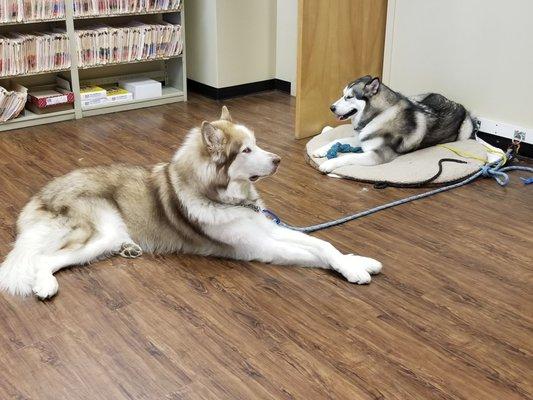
306,124,489,187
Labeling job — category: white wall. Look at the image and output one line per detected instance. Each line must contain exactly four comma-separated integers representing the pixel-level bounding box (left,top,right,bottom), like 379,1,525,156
216,0,277,87
275,0,297,95
186,0,277,88
384,0,533,130
185,0,297,94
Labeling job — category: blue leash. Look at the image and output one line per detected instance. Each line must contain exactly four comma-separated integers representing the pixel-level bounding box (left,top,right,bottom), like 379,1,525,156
262,154,533,233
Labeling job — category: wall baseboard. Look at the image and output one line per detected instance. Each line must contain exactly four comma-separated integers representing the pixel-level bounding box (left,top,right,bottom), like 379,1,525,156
187,79,291,100
273,79,291,93
477,117,532,145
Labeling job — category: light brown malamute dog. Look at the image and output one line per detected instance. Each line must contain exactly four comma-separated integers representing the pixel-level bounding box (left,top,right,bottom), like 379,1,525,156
0,106,381,299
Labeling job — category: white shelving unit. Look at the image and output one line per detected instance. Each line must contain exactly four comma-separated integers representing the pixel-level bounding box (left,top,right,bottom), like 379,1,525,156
0,0,187,132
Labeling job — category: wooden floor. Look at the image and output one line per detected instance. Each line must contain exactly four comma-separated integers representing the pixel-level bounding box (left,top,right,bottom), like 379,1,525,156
0,92,531,400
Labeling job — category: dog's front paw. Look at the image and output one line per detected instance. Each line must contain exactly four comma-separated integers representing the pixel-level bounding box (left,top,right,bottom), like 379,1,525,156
339,266,371,284
336,254,382,284
319,159,341,174
346,254,382,275
312,145,329,158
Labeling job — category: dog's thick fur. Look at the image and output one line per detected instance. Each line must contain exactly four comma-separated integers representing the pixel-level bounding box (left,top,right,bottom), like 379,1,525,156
0,106,381,299
314,75,476,172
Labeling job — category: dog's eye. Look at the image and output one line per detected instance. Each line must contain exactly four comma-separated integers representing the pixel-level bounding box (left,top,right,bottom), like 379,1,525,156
242,147,251,153
345,95,354,100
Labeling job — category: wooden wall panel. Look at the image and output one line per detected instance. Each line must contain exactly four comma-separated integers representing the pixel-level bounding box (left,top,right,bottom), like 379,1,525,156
295,0,388,138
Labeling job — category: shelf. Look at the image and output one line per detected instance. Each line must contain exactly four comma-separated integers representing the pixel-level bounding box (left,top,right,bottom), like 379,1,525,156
0,109,75,132
82,86,184,117
73,8,181,20
0,2,186,133
0,17,65,26
0,68,71,80
78,55,182,70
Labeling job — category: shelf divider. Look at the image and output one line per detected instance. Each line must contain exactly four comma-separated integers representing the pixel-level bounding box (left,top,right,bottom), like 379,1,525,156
82,87,184,117
0,109,76,132
0,17,65,25
65,0,83,119
73,8,181,20
78,55,181,70
0,68,71,80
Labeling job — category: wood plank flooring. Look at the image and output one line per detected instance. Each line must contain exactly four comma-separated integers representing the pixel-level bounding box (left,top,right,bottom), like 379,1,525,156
0,91,531,400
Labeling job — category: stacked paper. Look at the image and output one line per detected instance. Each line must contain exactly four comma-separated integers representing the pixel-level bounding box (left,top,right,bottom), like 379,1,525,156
105,86,133,103
75,22,182,68
0,82,27,122
79,85,107,107
0,31,71,77
73,0,181,17
79,85,134,109
0,0,66,23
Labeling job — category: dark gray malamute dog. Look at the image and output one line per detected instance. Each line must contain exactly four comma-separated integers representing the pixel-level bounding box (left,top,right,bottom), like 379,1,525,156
314,75,476,172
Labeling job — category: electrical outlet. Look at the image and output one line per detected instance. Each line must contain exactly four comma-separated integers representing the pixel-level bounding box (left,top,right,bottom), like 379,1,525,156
514,130,526,142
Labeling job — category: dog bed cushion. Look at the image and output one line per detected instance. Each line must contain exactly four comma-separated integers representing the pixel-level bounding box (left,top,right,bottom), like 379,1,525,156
306,124,489,186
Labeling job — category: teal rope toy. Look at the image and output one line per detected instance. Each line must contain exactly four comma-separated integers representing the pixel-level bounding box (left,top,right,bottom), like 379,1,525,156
326,142,363,159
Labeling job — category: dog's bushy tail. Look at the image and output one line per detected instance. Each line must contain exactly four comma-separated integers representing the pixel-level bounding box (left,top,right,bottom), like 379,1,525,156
0,241,39,297
458,112,478,141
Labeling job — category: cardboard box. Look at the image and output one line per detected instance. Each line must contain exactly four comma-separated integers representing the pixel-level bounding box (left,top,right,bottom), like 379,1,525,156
118,78,162,100
27,89,74,109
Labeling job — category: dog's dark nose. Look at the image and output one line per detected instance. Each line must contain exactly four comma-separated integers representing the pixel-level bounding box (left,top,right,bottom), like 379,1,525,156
272,156,281,165
330,105,336,112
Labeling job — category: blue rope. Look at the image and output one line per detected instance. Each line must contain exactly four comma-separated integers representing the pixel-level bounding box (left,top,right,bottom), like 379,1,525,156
263,156,533,233
326,142,363,159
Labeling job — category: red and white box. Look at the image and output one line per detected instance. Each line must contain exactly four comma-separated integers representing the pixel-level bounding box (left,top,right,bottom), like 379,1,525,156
27,89,74,109
26,88,75,114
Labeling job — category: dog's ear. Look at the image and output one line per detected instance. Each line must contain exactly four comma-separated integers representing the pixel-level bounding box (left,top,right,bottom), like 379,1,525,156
201,121,225,154
220,106,232,122
364,77,381,96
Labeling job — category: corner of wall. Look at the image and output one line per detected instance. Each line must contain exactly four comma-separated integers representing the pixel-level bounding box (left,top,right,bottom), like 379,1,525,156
275,0,297,96
185,0,220,88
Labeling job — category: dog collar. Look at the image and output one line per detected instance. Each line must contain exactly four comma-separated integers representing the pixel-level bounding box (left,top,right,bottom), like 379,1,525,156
239,202,262,213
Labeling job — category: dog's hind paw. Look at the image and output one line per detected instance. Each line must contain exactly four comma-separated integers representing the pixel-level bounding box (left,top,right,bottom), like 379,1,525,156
119,242,143,259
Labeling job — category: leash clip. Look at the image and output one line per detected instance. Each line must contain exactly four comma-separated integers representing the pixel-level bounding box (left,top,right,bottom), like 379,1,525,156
262,209,281,224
